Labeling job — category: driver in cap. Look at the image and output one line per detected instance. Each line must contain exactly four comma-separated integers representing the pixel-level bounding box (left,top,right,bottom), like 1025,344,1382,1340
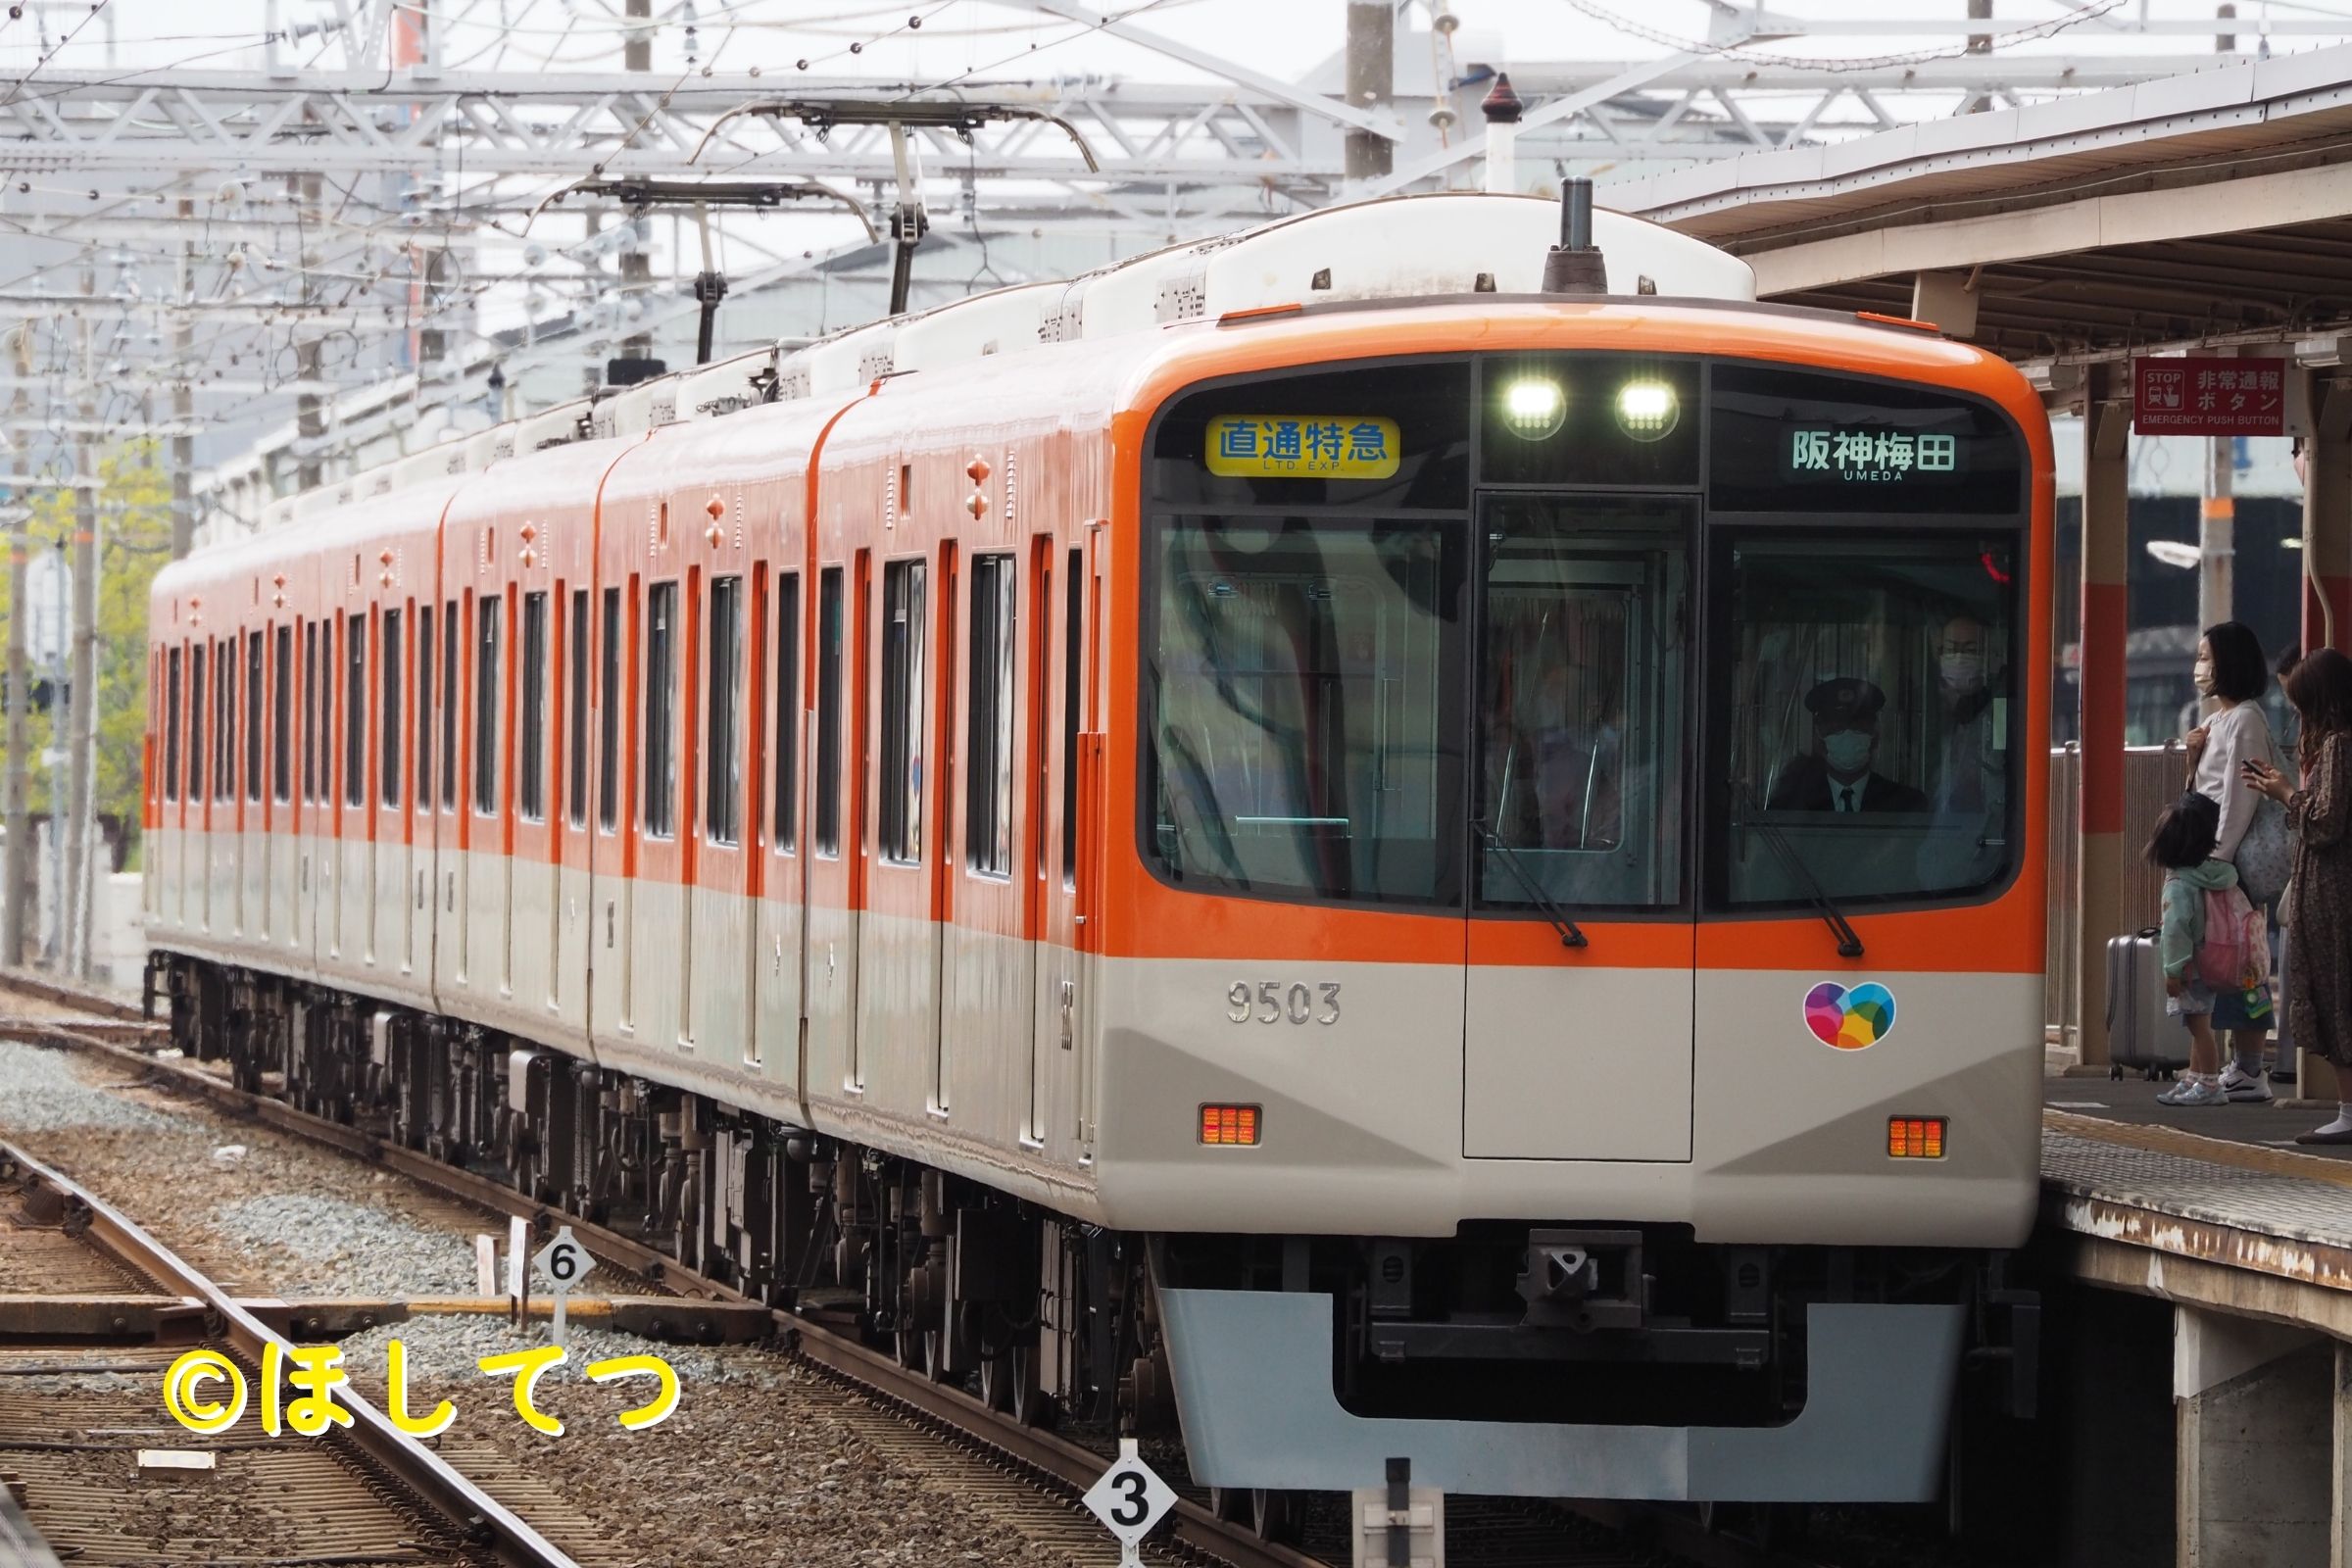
1767,677,1930,814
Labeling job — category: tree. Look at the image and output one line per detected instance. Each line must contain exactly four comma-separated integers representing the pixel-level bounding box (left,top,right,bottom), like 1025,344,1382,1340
8,441,175,860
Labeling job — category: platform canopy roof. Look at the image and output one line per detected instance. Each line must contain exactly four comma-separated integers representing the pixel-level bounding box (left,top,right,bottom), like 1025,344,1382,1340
1605,43,2352,368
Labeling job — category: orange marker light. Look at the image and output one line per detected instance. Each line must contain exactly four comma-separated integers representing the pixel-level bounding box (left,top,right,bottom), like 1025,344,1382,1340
1887,1116,1947,1158
1199,1104,1261,1146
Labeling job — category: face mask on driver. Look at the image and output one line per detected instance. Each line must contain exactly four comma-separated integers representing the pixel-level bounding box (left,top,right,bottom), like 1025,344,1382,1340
1939,653,1984,694
1822,730,1874,774
2193,658,2216,697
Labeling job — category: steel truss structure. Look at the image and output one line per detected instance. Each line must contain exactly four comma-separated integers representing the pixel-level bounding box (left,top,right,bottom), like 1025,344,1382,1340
0,0,2332,510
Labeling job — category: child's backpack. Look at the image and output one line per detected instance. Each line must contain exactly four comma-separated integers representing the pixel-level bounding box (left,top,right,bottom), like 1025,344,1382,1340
2195,884,2272,992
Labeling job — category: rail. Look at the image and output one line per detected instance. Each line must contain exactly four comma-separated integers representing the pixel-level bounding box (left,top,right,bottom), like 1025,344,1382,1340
2,1002,1317,1568
15,971,1834,1568
0,1133,581,1568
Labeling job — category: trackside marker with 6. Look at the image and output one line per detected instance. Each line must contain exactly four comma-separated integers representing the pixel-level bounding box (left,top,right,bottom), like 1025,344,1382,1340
533,1225,594,1348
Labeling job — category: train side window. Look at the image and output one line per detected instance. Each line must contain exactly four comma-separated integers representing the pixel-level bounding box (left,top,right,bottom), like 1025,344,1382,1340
705,574,743,847
440,601,458,810
644,580,678,839
188,644,206,803
381,608,404,809
319,622,335,808
345,612,367,808
244,630,264,803
599,586,620,832
967,553,1016,876
301,622,317,804
474,594,501,815
878,559,926,863
567,588,589,828
416,604,433,811
165,647,182,803
272,625,291,804
1061,547,1082,888
814,567,843,857
216,638,235,803
773,570,800,853
518,590,548,822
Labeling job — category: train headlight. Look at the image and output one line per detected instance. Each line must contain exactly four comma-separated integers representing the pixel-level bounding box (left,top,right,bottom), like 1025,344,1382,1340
1614,379,1680,442
1499,377,1566,440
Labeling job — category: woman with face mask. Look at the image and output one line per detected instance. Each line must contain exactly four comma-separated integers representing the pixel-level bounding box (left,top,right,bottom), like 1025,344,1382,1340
2177,619,2289,1105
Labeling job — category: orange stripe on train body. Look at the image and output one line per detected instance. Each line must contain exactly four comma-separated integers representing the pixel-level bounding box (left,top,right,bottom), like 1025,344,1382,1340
1096,301,2057,973
144,297,2055,977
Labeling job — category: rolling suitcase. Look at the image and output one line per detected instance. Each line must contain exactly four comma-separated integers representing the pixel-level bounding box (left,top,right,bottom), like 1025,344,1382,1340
2105,927,2183,1080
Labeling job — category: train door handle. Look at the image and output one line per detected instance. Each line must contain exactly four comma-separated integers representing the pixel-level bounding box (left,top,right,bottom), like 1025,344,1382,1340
301,855,309,892
606,900,615,949
445,870,455,911
1059,980,1075,1049
416,870,425,911
773,931,783,975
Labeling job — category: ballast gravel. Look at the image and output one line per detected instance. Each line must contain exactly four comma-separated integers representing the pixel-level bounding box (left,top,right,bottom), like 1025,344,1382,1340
339,1315,1053,1568
212,1191,479,1296
3,1037,1121,1567
0,1038,494,1295
0,1036,190,1133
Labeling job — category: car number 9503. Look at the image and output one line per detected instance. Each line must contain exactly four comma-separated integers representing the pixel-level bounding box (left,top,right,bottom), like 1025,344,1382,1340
1227,981,1341,1026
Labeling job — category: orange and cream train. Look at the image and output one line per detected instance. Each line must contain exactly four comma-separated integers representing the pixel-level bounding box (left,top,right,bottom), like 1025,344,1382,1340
144,192,2049,1517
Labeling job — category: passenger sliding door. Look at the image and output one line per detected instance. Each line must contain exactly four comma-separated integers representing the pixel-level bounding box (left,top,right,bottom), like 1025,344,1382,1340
753,566,806,1103
1463,495,1694,1162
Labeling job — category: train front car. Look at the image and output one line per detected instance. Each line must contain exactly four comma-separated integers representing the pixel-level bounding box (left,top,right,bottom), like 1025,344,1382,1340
1102,306,2052,1504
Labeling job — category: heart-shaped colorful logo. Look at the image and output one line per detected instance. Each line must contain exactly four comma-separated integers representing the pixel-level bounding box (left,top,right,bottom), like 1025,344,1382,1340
1804,981,1896,1051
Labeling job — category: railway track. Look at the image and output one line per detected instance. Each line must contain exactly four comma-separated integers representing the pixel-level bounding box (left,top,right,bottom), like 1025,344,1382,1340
2,969,1829,1568
0,1133,589,1568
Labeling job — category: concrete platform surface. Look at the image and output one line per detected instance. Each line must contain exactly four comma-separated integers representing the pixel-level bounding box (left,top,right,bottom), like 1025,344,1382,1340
2045,1072,2352,1161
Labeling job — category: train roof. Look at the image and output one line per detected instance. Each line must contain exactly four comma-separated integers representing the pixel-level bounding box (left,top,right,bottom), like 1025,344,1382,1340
189,193,1760,551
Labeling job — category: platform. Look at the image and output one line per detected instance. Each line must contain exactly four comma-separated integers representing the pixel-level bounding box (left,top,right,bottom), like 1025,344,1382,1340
2037,1081,2352,1567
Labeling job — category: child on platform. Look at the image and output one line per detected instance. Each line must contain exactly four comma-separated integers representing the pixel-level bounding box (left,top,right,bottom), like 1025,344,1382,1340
2148,790,2276,1107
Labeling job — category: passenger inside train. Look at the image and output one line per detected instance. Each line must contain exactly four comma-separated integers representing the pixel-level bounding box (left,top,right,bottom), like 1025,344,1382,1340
1725,538,2018,907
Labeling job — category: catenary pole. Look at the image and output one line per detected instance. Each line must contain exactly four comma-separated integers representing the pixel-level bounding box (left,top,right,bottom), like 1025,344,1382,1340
1344,2,1395,185
3,395,29,968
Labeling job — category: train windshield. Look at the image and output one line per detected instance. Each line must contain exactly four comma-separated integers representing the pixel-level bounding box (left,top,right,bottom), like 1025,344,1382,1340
1476,495,1688,911
1703,363,2025,912
1147,516,1463,905
1142,352,2027,916
1709,533,2018,910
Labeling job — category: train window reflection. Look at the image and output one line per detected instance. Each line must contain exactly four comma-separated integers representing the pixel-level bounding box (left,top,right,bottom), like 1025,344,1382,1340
1711,532,2018,910
165,647,181,803
1146,516,1461,906
1477,498,1688,910
188,644,205,803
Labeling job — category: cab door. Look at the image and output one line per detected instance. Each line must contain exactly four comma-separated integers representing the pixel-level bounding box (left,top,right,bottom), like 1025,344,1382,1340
1462,494,1694,1162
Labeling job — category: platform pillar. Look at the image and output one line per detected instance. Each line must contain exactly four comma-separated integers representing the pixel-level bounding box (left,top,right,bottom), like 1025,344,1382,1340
2304,374,2352,656
2336,1341,2352,1568
2174,1305,2330,1568
2078,375,2131,1068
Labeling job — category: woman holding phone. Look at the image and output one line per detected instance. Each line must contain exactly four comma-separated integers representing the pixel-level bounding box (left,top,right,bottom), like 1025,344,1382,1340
2243,647,2352,1144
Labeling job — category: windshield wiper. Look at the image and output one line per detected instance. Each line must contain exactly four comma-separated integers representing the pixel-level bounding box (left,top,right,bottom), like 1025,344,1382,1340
1746,808,1864,958
1473,818,1588,949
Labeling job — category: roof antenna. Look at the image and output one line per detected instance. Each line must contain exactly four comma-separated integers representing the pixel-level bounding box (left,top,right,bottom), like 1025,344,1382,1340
1541,176,1608,295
